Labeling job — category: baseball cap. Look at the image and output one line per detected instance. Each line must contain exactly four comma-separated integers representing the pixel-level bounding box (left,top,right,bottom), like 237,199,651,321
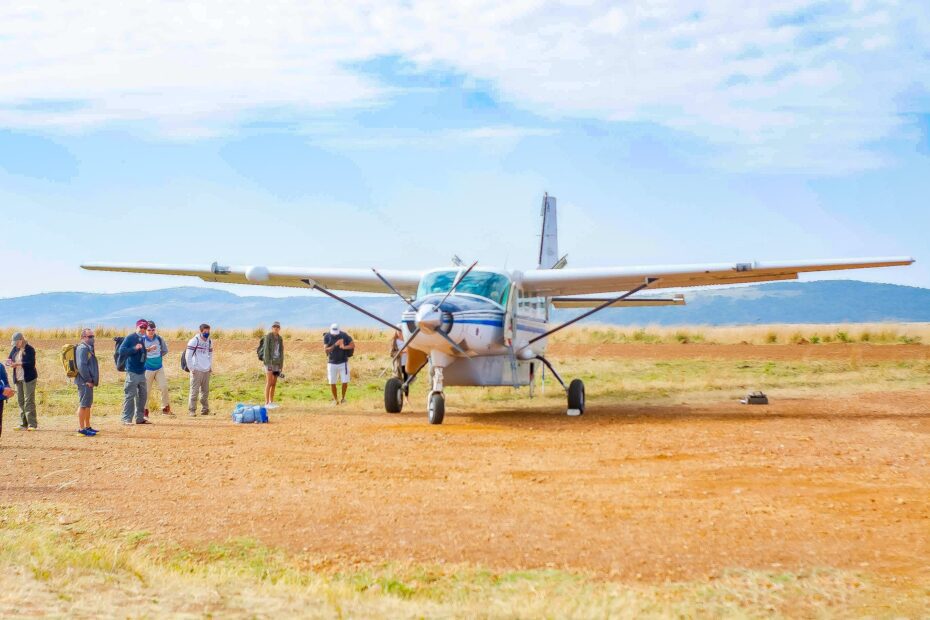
136,319,149,329
11,332,23,344
330,323,339,335
272,321,281,328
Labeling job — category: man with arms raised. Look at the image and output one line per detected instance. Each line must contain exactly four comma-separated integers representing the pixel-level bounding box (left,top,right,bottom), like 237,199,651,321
323,323,354,405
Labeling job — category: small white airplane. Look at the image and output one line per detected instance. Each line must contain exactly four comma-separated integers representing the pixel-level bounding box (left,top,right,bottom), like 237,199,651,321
83,195,914,424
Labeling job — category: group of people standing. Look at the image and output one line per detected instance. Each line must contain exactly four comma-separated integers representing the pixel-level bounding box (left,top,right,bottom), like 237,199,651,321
114,320,215,429
0,320,358,439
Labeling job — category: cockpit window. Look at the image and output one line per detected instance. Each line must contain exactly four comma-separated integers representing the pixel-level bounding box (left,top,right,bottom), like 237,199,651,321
417,271,511,306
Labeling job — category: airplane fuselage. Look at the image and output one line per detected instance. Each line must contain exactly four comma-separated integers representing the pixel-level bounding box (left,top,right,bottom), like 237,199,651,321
401,268,551,387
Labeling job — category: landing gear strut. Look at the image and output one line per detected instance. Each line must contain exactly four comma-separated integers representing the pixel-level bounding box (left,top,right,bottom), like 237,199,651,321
427,366,446,425
536,355,585,417
383,359,427,414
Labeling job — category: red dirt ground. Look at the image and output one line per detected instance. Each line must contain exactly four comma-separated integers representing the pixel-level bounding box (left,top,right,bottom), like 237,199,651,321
2,344,928,584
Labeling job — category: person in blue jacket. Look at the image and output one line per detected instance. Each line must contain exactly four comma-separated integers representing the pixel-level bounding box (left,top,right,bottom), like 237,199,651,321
118,319,150,425
0,363,14,440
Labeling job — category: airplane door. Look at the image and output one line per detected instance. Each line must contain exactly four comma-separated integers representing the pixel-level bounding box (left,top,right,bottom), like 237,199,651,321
503,283,518,346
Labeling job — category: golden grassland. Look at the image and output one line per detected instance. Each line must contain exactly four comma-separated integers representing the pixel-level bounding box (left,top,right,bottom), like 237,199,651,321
1,505,924,619
1,322,928,345
1,324,929,418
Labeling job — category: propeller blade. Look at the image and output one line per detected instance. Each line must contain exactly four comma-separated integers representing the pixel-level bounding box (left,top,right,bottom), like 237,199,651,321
371,267,416,311
392,327,421,362
436,329,469,357
436,260,478,311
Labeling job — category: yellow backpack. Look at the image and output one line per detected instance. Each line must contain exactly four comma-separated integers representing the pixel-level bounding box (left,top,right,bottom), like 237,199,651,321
61,344,78,378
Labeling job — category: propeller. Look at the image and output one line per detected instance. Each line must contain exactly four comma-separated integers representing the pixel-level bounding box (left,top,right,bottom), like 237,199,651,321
390,260,479,360
371,267,416,311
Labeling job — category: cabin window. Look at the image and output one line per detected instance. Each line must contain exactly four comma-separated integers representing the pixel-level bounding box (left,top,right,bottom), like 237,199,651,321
417,271,511,305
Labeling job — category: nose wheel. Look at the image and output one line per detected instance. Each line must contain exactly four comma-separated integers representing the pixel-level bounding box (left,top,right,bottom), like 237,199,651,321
428,392,445,424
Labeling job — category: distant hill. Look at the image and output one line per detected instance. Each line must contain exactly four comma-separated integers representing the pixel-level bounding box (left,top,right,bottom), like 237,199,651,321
0,280,927,329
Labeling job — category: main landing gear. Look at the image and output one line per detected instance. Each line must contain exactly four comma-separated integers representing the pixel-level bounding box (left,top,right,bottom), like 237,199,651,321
537,356,585,417
384,358,585,423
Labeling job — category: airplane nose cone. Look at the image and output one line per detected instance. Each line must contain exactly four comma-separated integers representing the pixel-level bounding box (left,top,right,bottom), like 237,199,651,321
415,303,441,333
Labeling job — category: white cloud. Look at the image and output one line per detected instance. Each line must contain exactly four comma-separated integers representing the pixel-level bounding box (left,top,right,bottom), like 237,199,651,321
0,1,927,172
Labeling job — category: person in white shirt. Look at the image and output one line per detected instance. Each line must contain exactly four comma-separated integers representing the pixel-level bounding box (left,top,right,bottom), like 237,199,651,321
185,323,213,416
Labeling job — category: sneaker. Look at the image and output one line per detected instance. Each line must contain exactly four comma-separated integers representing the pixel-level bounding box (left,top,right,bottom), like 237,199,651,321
265,403,278,410
15,425,27,431
76,429,89,436
86,427,99,434
161,406,174,416
331,399,339,406
136,419,152,425
122,421,134,426
340,398,347,404
27,427,37,431
200,411,210,416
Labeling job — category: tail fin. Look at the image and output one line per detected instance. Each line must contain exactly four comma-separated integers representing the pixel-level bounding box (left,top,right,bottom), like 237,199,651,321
537,193,559,269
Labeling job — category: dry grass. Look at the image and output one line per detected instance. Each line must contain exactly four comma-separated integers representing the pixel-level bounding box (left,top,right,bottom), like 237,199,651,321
0,505,923,618
2,323,927,346
8,330,930,418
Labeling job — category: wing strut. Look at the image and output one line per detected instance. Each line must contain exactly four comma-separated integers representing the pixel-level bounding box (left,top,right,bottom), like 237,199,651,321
301,279,400,333
527,278,657,345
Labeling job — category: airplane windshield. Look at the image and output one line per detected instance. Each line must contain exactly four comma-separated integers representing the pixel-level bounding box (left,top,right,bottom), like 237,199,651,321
417,271,511,305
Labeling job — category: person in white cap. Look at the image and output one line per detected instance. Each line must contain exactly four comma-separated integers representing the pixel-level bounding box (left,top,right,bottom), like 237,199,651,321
323,323,354,404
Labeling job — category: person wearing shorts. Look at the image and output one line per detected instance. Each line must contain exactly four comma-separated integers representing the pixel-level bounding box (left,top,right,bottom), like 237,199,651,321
323,323,354,405
262,321,284,409
74,328,100,437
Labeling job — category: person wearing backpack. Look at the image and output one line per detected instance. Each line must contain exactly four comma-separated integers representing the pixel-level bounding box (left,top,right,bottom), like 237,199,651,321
7,332,38,430
185,323,213,416
74,328,100,436
262,321,284,409
143,321,172,419
118,319,150,425
323,323,354,405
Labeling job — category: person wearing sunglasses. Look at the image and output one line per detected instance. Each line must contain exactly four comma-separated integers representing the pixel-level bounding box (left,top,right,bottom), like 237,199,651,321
143,321,172,420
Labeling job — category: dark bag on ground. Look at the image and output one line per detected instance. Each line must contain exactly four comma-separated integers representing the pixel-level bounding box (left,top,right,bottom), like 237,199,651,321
740,391,769,405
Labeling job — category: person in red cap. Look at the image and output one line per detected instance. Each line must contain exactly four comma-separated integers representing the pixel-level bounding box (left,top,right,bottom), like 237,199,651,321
117,319,151,425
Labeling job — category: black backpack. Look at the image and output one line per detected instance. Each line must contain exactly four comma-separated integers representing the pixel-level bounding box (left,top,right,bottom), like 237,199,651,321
113,337,126,372
180,341,190,373
256,336,265,361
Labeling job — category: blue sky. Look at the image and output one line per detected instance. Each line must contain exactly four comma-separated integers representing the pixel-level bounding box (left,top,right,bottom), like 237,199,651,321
0,1,928,298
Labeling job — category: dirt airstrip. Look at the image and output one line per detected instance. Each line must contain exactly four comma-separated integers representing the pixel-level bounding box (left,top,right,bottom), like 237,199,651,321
1,343,928,584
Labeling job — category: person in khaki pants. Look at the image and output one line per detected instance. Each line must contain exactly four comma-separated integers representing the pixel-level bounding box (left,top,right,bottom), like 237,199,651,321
142,321,172,418
185,323,213,416
7,332,38,430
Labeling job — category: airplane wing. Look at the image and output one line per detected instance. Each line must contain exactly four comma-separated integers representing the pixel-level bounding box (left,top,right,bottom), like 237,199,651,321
81,262,424,295
520,257,915,297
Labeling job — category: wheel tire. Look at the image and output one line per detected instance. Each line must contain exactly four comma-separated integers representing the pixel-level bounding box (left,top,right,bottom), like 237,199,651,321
567,379,585,414
428,393,445,425
384,378,404,414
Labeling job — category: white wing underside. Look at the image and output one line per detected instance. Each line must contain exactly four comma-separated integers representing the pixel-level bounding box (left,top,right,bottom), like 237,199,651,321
519,257,914,297
82,256,914,297
81,263,423,295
